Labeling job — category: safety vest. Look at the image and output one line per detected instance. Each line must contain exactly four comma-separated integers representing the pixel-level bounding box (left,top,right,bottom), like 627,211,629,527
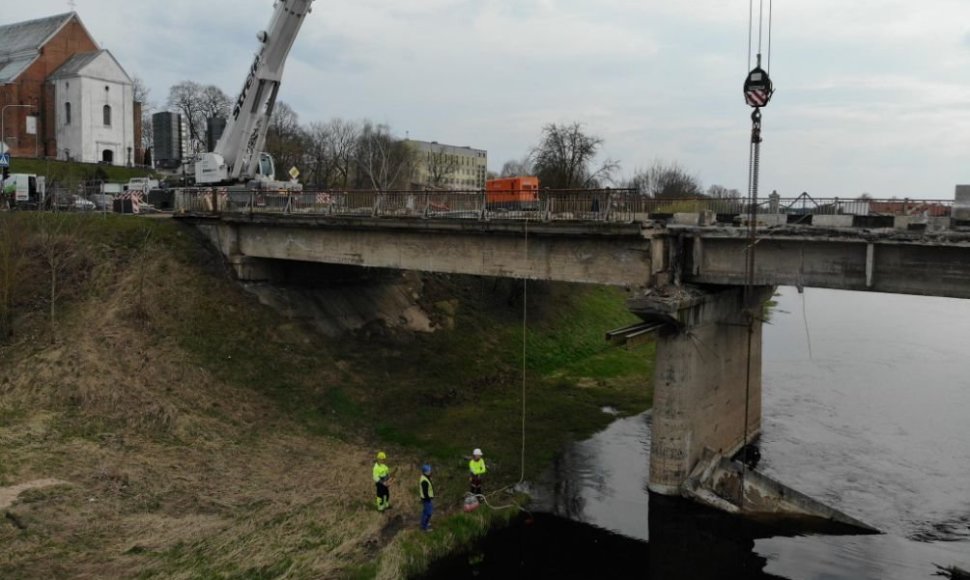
469,458,487,476
373,462,389,483
419,475,434,500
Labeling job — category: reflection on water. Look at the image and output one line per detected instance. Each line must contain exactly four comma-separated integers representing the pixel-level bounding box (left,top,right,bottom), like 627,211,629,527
422,288,970,580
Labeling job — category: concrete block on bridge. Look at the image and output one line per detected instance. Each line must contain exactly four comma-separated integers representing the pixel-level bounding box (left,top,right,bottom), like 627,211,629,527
737,214,787,228
956,185,970,221
672,212,716,226
927,217,951,232
672,213,700,226
813,215,854,228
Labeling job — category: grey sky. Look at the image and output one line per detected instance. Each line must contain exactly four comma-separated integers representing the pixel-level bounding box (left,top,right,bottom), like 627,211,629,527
7,0,970,198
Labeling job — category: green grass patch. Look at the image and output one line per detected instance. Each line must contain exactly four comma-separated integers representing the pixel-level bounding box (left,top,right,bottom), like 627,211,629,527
380,503,523,579
8,158,157,188
331,279,654,551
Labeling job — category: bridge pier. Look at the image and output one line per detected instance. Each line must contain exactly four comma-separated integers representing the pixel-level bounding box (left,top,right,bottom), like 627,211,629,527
193,222,282,282
629,285,774,495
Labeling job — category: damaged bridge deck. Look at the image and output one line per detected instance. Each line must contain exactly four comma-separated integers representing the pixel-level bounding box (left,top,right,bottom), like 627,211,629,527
182,211,970,300
677,225,970,299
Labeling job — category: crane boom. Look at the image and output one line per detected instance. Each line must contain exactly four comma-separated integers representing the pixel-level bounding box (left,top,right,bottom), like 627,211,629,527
195,0,315,186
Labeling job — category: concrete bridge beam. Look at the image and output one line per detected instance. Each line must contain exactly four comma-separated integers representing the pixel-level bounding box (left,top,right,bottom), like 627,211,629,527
629,285,774,494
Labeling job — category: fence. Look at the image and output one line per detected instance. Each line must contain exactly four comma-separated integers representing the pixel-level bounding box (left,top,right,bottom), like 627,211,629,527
173,189,958,223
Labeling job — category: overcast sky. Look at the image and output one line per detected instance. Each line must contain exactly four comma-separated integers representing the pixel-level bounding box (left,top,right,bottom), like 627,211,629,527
7,0,970,198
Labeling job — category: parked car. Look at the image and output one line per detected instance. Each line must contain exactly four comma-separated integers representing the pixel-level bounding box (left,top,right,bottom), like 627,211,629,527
73,196,96,211
89,193,114,211
54,194,95,212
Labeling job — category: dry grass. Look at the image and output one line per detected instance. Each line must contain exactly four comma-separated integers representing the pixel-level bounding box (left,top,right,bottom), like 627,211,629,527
0,219,406,579
0,215,654,579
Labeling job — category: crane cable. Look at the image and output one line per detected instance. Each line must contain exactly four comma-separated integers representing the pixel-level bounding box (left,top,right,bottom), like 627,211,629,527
740,0,774,513
472,215,531,514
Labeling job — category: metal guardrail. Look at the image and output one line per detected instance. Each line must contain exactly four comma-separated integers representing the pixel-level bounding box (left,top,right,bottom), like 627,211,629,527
173,189,959,223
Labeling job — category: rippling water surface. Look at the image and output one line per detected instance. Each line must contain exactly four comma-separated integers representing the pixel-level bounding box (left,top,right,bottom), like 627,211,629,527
422,288,970,579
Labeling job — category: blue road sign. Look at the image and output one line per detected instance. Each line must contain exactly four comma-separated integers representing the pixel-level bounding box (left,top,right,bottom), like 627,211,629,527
0,153,9,167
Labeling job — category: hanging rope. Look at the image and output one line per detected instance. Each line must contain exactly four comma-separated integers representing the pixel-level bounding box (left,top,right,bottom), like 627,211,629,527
800,288,814,360
480,214,529,507
747,0,754,72
767,0,774,73
519,217,528,483
740,0,774,513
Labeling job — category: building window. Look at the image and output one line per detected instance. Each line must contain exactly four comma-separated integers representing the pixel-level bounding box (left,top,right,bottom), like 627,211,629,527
65,102,72,125
103,105,112,126
102,149,114,164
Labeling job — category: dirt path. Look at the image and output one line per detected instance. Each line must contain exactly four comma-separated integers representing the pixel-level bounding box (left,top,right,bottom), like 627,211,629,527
0,479,69,510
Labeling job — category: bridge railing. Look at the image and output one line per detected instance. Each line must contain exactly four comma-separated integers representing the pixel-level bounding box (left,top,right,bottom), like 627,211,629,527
173,189,957,223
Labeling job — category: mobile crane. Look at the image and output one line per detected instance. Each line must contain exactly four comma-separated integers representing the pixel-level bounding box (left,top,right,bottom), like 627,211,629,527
194,0,315,189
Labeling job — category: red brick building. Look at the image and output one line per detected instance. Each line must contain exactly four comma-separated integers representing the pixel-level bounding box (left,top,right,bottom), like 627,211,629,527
0,12,142,164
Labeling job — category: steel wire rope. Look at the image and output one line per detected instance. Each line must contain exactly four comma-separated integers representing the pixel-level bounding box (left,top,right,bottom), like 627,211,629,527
801,288,814,360
767,0,773,73
740,0,772,513
473,215,531,514
758,0,765,55
748,0,754,71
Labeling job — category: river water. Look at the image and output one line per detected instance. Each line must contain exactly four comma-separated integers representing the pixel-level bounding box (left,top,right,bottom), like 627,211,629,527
422,287,970,579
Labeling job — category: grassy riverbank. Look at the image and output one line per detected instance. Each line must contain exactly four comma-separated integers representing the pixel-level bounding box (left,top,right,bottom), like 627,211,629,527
0,213,653,578
7,158,157,187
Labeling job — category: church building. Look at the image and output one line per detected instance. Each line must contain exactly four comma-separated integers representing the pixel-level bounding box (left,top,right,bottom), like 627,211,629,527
0,12,142,166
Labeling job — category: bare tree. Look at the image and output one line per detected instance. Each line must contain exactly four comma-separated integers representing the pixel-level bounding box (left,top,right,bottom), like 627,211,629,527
0,214,26,339
36,215,85,344
132,76,151,108
626,168,651,196
327,119,361,188
353,122,414,190
200,85,231,121
166,82,231,154
132,76,156,164
530,123,618,189
707,184,741,199
500,156,533,178
302,118,362,188
167,81,205,153
304,121,334,188
627,161,702,198
422,144,459,189
265,102,305,178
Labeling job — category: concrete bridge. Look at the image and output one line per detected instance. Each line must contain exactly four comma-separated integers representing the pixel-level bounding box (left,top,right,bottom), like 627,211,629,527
176,189,970,509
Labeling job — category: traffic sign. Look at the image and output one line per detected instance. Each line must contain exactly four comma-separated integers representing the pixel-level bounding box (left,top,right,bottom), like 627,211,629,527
288,166,300,180
0,153,10,167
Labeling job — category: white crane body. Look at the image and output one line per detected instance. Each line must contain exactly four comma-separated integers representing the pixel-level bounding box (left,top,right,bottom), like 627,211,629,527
194,0,314,188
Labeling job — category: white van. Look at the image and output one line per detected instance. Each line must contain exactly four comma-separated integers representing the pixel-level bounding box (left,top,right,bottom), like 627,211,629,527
126,177,160,193
1,173,44,207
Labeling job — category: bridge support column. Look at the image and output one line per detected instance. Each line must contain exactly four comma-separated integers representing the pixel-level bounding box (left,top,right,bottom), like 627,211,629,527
194,222,281,282
629,285,774,495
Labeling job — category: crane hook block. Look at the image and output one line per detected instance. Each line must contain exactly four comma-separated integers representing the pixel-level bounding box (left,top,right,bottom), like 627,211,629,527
743,66,774,108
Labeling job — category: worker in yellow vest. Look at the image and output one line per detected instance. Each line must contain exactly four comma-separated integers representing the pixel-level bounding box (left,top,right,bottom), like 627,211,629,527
373,451,391,512
468,448,487,496
419,464,434,531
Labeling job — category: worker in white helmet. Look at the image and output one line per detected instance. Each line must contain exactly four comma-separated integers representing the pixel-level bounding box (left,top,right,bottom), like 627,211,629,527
468,448,487,496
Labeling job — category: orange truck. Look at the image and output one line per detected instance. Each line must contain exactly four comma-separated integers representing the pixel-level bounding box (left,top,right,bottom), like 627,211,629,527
485,176,539,211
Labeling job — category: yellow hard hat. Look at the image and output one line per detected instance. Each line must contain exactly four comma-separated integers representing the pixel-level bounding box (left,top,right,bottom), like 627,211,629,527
376,451,387,460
